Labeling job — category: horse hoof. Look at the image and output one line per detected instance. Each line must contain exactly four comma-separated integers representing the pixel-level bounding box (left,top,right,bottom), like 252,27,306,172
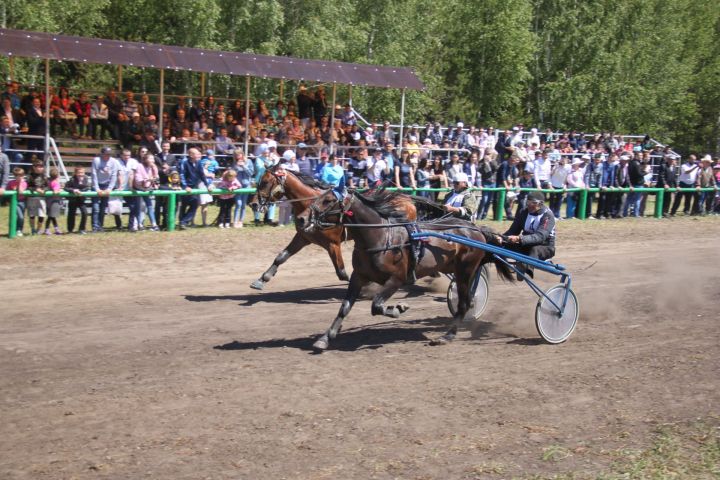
250,280,265,290
337,270,350,282
396,303,410,313
313,338,329,352
429,335,454,346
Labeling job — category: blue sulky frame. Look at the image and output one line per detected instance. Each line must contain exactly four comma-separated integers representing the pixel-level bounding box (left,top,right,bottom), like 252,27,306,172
411,231,572,317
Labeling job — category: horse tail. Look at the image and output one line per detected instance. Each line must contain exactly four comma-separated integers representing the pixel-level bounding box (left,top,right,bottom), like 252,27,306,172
478,226,515,282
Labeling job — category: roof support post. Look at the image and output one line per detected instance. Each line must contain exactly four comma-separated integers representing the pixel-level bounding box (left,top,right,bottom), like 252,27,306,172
117,65,123,92
348,84,353,105
398,88,406,153
44,58,50,165
200,72,206,99
329,83,337,154
244,76,251,158
158,68,165,143
8,56,15,82
279,79,284,101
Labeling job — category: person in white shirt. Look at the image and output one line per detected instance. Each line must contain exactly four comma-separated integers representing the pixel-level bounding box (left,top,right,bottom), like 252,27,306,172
366,148,388,187
565,157,587,218
527,128,541,150
671,154,701,215
549,156,570,217
533,150,553,190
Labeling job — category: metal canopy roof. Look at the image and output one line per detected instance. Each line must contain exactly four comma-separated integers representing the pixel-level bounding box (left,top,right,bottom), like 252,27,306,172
0,28,425,91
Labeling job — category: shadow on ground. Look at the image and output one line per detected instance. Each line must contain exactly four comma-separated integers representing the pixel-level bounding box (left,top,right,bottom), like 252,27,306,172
186,283,443,307
214,317,451,353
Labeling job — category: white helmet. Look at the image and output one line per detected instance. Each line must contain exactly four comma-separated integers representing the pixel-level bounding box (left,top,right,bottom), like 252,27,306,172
453,172,469,183
282,150,296,162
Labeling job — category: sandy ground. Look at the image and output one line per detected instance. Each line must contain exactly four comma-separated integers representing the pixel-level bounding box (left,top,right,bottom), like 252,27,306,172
0,217,718,479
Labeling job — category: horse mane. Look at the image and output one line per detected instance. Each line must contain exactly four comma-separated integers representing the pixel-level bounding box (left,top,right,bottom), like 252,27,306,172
354,188,415,222
270,164,331,190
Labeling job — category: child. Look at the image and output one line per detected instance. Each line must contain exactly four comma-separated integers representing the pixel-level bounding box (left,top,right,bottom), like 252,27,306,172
216,169,240,228
44,167,63,235
7,167,28,237
26,159,48,235
64,166,92,234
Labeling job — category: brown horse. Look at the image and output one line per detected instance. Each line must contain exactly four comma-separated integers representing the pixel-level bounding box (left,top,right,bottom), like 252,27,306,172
296,189,514,351
251,166,418,290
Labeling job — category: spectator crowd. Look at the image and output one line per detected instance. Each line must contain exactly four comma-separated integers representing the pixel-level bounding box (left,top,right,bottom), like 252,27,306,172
1,81,719,237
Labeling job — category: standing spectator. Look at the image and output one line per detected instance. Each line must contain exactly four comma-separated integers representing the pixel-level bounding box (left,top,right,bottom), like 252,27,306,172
297,85,313,128
0,143,9,193
65,166,92,234
625,153,646,217
26,159,48,235
477,151,499,220
415,158,434,199
549,156,570,218
533,149,553,193
312,87,327,127
655,154,677,217
597,153,619,219
178,147,214,229
117,149,140,230
216,169,241,228
671,155,700,216
347,147,368,188
295,143,313,176
90,95,110,140
42,167,62,235
91,147,120,232
497,156,520,220
132,153,160,231
6,167,27,236
25,97,46,156
366,147,389,188
583,153,604,219
232,150,254,228
697,155,715,215
394,150,417,190
616,155,631,217
565,158,586,219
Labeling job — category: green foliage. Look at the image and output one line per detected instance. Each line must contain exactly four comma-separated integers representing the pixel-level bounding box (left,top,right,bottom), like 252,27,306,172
1,0,718,152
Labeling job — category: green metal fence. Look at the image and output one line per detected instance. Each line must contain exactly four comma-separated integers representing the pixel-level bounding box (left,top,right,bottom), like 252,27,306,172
1,187,717,239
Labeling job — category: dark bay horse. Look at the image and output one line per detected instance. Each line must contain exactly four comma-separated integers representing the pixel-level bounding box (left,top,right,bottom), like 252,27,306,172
297,189,514,351
251,166,418,290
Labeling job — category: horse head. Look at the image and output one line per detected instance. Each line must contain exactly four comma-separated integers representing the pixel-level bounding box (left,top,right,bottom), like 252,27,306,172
297,189,352,233
256,164,287,209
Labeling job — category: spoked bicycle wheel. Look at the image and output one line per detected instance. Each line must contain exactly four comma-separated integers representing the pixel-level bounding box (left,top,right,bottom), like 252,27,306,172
535,284,579,344
447,267,490,321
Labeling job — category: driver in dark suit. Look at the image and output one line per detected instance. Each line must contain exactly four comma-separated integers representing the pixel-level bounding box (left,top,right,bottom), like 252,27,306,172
501,190,556,279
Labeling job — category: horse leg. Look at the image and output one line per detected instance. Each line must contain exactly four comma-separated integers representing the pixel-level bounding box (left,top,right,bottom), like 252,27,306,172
325,241,350,282
431,265,473,345
250,233,310,290
370,276,409,318
313,273,364,351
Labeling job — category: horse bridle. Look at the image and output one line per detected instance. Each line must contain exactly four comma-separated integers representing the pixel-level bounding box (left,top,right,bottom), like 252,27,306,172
257,166,287,210
306,193,354,231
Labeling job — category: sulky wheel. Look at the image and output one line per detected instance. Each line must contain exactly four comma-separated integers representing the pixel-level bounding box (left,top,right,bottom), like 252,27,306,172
535,284,579,344
447,267,490,322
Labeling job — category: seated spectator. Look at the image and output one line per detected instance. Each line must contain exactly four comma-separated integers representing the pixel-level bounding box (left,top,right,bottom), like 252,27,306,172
90,95,110,140
138,94,155,121
122,91,138,119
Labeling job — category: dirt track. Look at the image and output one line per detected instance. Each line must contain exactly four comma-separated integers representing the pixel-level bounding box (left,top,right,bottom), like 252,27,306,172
1,217,718,479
